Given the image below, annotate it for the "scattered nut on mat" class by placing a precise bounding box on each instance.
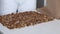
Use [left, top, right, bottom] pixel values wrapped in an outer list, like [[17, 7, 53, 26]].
[[0, 11, 54, 29]]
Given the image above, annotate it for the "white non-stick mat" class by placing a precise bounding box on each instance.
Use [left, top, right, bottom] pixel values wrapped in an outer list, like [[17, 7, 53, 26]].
[[0, 19, 60, 34]]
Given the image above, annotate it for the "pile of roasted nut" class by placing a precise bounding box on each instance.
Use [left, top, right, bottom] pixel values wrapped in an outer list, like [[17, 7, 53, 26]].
[[0, 11, 54, 29]]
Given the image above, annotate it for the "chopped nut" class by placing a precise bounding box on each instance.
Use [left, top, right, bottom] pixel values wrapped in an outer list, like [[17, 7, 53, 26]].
[[0, 11, 54, 29]]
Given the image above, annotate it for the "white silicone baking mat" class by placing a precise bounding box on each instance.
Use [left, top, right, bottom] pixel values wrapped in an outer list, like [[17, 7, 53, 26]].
[[0, 19, 60, 34]]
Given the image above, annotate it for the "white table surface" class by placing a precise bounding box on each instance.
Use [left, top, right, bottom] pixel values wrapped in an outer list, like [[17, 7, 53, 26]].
[[0, 19, 60, 34]]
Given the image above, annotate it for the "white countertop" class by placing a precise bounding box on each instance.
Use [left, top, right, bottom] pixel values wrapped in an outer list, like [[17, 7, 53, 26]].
[[0, 19, 60, 34]]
